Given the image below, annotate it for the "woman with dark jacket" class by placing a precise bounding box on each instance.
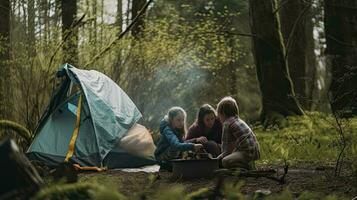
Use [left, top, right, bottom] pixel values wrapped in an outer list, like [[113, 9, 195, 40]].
[[185, 104, 222, 157]]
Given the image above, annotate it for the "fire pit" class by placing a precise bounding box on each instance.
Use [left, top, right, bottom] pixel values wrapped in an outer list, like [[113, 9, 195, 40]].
[[171, 153, 219, 178]]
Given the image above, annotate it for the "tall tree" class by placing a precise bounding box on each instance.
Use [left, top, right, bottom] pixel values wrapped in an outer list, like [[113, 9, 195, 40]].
[[324, 0, 357, 116], [125, 0, 131, 26], [279, 0, 316, 110], [100, 0, 104, 47], [249, 0, 304, 125], [0, 0, 11, 119], [117, 0, 123, 33], [112, 0, 123, 82], [53, 0, 61, 41], [42, 0, 49, 44], [61, 0, 78, 66], [92, 0, 97, 49], [27, 0, 36, 57], [131, 0, 146, 37]]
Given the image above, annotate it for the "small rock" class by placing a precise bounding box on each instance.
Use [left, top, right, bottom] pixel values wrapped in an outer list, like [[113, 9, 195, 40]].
[[254, 189, 271, 196]]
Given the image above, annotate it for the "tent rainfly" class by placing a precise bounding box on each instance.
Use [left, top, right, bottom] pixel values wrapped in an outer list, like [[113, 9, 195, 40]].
[[27, 64, 156, 169]]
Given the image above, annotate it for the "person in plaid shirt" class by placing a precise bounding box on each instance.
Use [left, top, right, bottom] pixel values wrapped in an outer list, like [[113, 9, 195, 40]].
[[216, 97, 260, 169]]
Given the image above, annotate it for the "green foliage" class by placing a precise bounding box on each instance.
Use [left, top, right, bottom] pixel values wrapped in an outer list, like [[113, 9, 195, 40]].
[[264, 190, 340, 200], [222, 181, 249, 200], [184, 188, 210, 200], [264, 189, 294, 200], [255, 112, 357, 165], [153, 185, 186, 200], [104, 2, 258, 127], [6, 1, 261, 137], [32, 182, 126, 200]]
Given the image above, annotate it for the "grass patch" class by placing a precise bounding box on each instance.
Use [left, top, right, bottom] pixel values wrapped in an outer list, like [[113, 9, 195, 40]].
[[255, 112, 357, 165]]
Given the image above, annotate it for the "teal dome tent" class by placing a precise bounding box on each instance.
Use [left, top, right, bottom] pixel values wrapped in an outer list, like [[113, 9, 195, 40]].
[[27, 64, 156, 168]]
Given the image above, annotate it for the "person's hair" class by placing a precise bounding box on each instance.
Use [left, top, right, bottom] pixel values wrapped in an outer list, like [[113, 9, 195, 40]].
[[164, 106, 187, 138], [217, 96, 239, 118], [196, 104, 217, 128]]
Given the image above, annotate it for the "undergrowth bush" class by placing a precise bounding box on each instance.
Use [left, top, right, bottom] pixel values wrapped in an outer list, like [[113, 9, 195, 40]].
[[32, 182, 126, 200], [255, 112, 357, 165]]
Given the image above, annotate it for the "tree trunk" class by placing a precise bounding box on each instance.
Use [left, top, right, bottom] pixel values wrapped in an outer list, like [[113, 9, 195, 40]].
[[117, 0, 123, 33], [42, 0, 49, 44], [112, 0, 123, 82], [228, 37, 238, 100], [131, 0, 146, 37], [126, 0, 131, 26], [0, 0, 11, 119], [249, 0, 304, 126], [61, 0, 78, 66], [27, 0, 36, 57], [324, 0, 357, 116], [92, 0, 97, 50], [53, 0, 61, 42], [279, 0, 316, 110], [100, 0, 104, 48], [305, 5, 317, 110]]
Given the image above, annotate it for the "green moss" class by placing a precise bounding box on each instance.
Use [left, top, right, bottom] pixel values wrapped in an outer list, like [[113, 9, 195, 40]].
[[0, 120, 32, 143]]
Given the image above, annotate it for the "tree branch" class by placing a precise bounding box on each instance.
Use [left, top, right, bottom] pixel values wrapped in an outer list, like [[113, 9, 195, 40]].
[[47, 13, 86, 73], [326, 34, 357, 48], [83, 0, 154, 68]]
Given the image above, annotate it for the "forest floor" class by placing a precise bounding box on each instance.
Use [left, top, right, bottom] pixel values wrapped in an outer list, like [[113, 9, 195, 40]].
[[78, 162, 357, 199], [30, 114, 357, 199]]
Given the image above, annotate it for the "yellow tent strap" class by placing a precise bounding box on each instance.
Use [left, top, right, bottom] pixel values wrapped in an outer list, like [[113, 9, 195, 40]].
[[65, 94, 82, 162], [73, 164, 107, 172]]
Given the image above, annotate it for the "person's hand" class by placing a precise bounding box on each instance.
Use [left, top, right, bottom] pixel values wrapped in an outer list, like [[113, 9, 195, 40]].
[[193, 144, 203, 151], [196, 136, 208, 144]]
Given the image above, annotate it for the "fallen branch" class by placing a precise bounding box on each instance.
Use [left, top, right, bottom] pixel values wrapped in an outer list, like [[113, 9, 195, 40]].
[[215, 165, 288, 185], [331, 111, 348, 177]]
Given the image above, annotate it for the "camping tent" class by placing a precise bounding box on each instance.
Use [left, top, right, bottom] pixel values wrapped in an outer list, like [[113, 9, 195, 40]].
[[27, 64, 156, 168]]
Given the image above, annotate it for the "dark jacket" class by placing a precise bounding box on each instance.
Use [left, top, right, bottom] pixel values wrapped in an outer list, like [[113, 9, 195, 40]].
[[185, 119, 222, 144], [154, 119, 194, 159]]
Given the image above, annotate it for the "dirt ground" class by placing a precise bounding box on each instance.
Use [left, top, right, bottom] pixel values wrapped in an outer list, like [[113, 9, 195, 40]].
[[78, 163, 357, 199]]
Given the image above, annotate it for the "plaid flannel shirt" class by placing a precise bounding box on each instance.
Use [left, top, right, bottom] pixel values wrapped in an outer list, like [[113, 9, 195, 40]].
[[222, 116, 260, 160]]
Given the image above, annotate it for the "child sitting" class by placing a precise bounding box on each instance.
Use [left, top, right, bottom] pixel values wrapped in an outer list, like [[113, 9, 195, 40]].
[[155, 107, 203, 171], [185, 104, 222, 157], [216, 97, 260, 170]]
